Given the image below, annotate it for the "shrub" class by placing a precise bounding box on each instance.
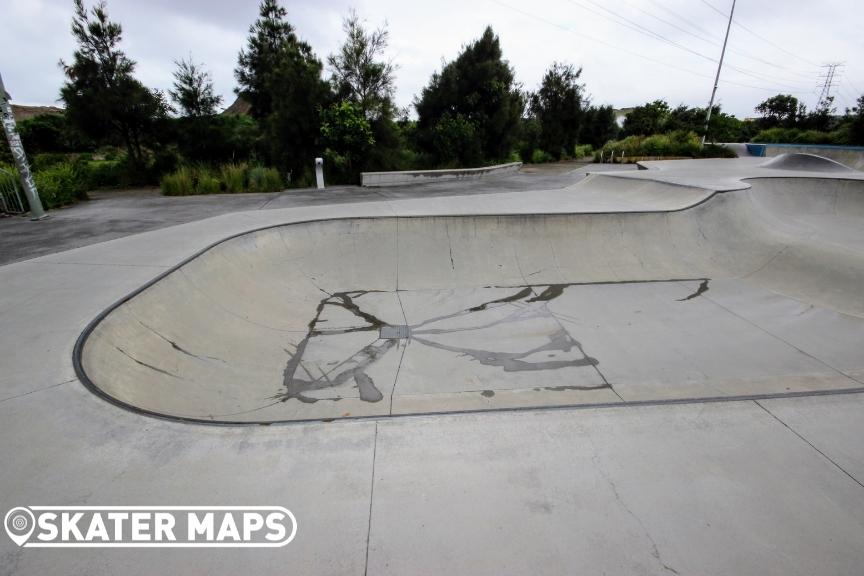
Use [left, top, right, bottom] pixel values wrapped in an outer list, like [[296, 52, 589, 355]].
[[32, 161, 89, 208], [573, 144, 593, 158], [751, 127, 845, 145], [599, 130, 703, 160], [220, 163, 247, 193], [81, 159, 122, 189], [195, 170, 222, 195], [160, 166, 195, 196], [530, 149, 554, 164], [247, 165, 282, 193]]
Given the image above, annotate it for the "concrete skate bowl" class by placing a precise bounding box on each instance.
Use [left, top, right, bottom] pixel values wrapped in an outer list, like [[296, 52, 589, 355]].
[[75, 176, 864, 423], [762, 153, 854, 173]]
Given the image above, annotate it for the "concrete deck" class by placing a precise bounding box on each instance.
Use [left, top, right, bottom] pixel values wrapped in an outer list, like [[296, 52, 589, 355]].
[[2, 155, 863, 574]]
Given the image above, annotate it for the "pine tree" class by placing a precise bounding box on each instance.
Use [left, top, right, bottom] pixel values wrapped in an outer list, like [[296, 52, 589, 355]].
[[235, 0, 331, 180], [327, 10, 396, 121], [170, 56, 222, 117], [529, 62, 586, 159], [60, 0, 168, 166], [415, 27, 523, 166], [234, 0, 298, 119]]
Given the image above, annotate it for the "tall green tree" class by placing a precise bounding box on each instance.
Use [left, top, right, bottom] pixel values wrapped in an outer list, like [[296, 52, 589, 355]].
[[581, 105, 619, 148], [320, 100, 374, 181], [234, 0, 296, 119], [327, 10, 396, 121], [169, 56, 222, 117], [529, 62, 586, 159], [622, 100, 670, 136], [59, 0, 168, 166], [235, 0, 330, 181], [415, 26, 523, 166]]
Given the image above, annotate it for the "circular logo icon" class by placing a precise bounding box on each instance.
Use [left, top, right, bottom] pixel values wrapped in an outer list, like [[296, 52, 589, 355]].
[[4, 507, 35, 546]]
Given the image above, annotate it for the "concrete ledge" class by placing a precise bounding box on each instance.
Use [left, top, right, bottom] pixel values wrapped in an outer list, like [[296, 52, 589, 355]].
[[361, 162, 522, 187]]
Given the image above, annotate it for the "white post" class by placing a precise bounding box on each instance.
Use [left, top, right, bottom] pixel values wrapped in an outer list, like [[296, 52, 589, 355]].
[[315, 157, 324, 190]]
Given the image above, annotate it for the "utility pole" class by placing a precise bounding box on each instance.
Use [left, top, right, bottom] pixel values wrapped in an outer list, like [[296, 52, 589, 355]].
[[0, 72, 47, 220], [702, 0, 736, 146]]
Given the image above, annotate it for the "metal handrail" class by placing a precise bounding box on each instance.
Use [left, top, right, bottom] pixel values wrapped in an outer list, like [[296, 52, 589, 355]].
[[0, 166, 26, 214]]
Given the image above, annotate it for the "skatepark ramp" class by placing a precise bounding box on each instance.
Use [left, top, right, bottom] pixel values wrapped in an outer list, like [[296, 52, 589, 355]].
[[76, 175, 864, 423]]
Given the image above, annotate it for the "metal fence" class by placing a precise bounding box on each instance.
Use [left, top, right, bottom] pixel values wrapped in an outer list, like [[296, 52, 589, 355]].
[[0, 166, 26, 214]]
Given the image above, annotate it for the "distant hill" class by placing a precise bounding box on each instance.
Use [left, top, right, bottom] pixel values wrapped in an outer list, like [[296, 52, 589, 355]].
[[222, 96, 251, 116], [10, 104, 64, 122]]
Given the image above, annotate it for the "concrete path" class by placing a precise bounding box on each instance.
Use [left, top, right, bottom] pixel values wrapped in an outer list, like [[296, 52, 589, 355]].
[[1, 155, 863, 575], [0, 162, 623, 266]]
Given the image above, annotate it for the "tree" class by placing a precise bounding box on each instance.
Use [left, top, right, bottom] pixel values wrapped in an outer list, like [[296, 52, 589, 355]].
[[59, 0, 168, 167], [235, 0, 331, 180], [169, 56, 222, 117], [848, 95, 864, 145], [804, 96, 836, 132], [581, 105, 618, 148], [755, 94, 806, 129], [529, 62, 586, 159], [328, 10, 396, 121], [320, 101, 374, 181], [235, 0, 299, 119], [415, 26, 523, 166], [622, 100, 670, 136]]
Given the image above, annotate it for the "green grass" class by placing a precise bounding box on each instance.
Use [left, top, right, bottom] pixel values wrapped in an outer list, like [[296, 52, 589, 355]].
[[220, 163, 247, 193], [247, 165, 283, 193], [160, 166, 196, 196], [161, 163, 283, 196]]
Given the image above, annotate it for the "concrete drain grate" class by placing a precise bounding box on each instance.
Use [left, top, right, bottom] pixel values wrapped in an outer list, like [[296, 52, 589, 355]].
[[379, 325, 410, 339]]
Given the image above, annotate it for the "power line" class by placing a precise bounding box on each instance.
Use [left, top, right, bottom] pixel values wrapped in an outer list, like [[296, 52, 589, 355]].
[[698, 0, 821, 67], [645, 0, 721, 41], [490, 0, 714, 79], [622, 0, 804, 73], [490, 0, 822, 98], [564, 0, 716, 63], [563, 0, 816, 89]]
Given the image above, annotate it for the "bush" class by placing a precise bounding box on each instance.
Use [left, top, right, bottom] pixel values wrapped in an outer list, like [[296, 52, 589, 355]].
[[220, 163, 247, 193], [751, 127, 845, 145], [530, 149, 554, 164], [161, 163, 282, 196], [573, 144, 593, 158], [82, 159, 122, 188], [247, 166, 282, 193], [160, 166, 196, 196], [195, 170, 222, 195], [32, 161, 89, 208], [598, 130, 707, 161]]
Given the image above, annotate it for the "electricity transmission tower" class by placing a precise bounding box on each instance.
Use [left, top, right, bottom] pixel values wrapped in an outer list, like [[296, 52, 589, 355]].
[[816, 63, 843, 109]]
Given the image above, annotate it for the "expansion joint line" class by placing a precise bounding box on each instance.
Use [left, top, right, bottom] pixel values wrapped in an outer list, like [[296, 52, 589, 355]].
[[755, 400, 864, 490], [364, 422, 379, 576]]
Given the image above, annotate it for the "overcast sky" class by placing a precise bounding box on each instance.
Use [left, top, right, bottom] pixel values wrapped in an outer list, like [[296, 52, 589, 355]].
[[3, 0, 862, 119]]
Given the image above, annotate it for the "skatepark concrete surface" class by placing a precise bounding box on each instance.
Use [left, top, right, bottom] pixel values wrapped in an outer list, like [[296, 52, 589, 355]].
[[2, 154, 864, 574]]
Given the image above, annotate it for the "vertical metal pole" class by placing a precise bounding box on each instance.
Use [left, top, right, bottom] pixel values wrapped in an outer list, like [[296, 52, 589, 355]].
[[702, 0, 736, 146], [0, 72, 47, 219]]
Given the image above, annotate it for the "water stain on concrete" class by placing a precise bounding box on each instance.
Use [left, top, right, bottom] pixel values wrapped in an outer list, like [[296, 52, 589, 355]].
[[677, 279, 710, 302], [277, 282, 638, 404]]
